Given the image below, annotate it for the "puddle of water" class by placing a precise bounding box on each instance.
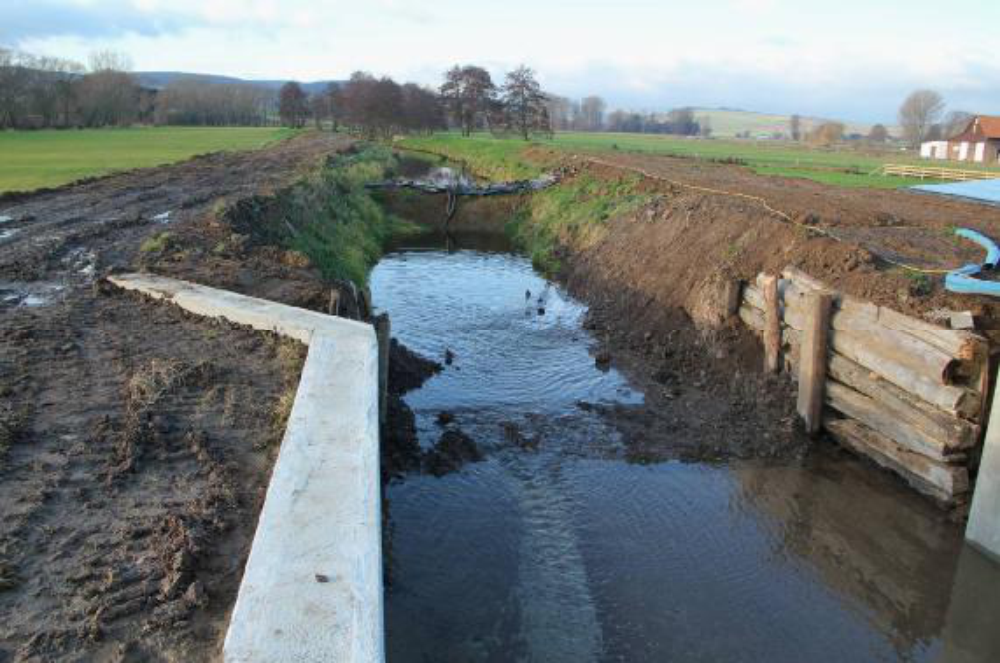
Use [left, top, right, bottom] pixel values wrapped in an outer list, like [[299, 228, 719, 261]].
[[0, 228, 19, 241], [152, 211, 172, 223], [0, 281, 65, 308], [0, 214, 12, 223], [373, 231, 1000, 662]]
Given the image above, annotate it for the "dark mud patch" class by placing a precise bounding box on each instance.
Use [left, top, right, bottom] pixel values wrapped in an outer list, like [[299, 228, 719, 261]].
[[383, 340, 443, 479], [570, 283, 809, 463], [423, 428, 484, 477]]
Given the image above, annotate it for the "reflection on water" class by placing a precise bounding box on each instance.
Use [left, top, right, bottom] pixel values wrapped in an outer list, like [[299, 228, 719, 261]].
[[373, 231, 1000, 662]]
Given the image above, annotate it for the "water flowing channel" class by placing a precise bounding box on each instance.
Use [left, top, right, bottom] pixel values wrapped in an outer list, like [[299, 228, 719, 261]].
[[371, 230, 1000, 663]]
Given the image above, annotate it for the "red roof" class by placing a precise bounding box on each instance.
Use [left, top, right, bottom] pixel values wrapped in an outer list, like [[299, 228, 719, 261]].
[[952, 115, 1000, 141], [977, 116, 1000, 139]]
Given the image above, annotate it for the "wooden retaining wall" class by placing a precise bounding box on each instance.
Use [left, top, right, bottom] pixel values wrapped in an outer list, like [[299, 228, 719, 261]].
[[737, 266, 990, 505]]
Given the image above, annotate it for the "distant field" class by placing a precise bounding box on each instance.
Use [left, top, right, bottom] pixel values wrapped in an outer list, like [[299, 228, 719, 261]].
[[689, 108, 880, 139], [551, 132, 945, 188], [0, 127, 297, 193], [400, 132, 1000, 188]]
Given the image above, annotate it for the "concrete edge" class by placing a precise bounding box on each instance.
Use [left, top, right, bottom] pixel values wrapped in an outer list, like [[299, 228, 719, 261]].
[[108, 272, 373, 346], [108, 273, 385, 663]]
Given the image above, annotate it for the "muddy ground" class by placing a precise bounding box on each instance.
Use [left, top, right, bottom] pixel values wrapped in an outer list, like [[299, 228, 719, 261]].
[[0, 132, 380, 661]]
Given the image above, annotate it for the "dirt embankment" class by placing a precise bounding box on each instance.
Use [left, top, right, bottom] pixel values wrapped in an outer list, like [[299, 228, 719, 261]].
[[0, 132, 416, 661], [557, 151, 1000, 328], [516, 151, 1000, 465]]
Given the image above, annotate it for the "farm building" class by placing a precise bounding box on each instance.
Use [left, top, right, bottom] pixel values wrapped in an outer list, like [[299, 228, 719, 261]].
[[921, 115, 1000, 163]]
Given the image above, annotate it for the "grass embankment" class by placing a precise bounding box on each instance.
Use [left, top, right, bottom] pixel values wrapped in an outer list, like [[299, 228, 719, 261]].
[[0, 126, 297, 193], [401, 131, 1000, 189], [234, 144, 415, 286]]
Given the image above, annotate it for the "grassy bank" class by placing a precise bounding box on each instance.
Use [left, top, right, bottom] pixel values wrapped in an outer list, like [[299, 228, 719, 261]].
[[0, 126, 297, 193], [513, 171, 654, 274], [231, 144, 414, 286]]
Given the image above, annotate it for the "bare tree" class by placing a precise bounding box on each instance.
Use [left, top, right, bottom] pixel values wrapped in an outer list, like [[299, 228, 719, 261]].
[[500, 65, 550, 140], [789, 114, 802, 141], [579, 96, 606, 132], [278, 82, 308, 128], [78, 50, 139, 127], [440, 65, 496, 136], [943, 110, 974, 139], [898, 89, 945, 147], [808, 121, 845, 146], [868, 123, 890, 143]]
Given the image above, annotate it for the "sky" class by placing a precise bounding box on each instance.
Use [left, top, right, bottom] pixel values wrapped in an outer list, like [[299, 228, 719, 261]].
[[3, 0, 999, 124]]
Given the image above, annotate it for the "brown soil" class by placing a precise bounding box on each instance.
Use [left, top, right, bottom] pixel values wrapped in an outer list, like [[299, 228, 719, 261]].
[[0, 132, 369, 661], [549, 150, 1000, 330]]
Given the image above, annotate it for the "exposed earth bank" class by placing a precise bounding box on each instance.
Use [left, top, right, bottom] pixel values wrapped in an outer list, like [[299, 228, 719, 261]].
[[0, 133, 430, 661]]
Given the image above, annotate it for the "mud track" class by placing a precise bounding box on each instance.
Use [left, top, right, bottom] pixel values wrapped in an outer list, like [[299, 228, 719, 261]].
[[0, 133, 364, 661]]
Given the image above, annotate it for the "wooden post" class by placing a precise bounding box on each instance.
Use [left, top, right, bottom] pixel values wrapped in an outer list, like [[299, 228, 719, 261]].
[[374, 314, 391, 429], [762, 274, 781, 374], [796, 292, 833, 434]]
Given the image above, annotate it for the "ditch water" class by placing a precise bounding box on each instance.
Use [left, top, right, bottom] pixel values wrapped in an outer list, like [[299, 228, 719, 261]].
[[371, 230, 1000, 663]]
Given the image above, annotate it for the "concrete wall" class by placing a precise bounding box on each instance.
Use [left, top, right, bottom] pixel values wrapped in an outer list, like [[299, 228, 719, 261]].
[[108, 273, 384, 663]]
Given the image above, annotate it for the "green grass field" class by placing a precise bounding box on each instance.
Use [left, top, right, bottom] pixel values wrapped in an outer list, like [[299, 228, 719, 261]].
[[0, 127, 297, 193], [401, 132, 1000, 189]]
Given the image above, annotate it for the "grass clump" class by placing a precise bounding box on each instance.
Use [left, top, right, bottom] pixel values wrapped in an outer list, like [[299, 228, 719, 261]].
[[246, 144, 413, 286], [139, 231, 174, 253], [512, 172, 653, 274]]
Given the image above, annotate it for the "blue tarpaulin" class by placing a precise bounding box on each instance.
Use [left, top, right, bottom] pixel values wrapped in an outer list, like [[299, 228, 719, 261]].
[[911, 178, 1000, 206]]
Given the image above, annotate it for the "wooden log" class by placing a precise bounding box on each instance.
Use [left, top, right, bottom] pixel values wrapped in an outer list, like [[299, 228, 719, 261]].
[[739, 303, 764, 333], [797, 292, 832, 435], [783, 325, 980, 423], [762, 275, 781, 373], [743, 284, 980, 418], [782, 266, 985, 362], [827, 329, 978, 419], [824, 417, 969, 503], [827, 355, 979, 454], [826, 381, 971, 461]]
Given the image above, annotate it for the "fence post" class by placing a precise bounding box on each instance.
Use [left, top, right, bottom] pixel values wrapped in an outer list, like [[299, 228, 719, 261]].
[[796, 292, 833, 434], [762, 275, 781, 374]]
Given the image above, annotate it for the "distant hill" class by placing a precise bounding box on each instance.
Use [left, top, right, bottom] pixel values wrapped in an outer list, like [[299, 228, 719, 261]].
[[135, 71, 342, 95], [688, 108, 895, 139]]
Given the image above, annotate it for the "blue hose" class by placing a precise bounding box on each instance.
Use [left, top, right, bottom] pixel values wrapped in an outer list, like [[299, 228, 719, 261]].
[[945, 228, 1000, 296]]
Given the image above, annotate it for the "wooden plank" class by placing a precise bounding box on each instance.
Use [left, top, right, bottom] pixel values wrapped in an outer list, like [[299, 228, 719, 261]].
[[739, 303, 764, 333], [797, 292, 833, 435], [827, 354, 979, 453], [782, 266, 984, 362], [826, 380, 972, 461], [824, 417, 969, 503], [762, 275, 781, 374], [754, 300, 979, 419]]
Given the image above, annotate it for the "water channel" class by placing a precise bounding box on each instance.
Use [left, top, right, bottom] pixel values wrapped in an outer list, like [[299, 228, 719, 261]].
[[371, 229, 1000, 663]]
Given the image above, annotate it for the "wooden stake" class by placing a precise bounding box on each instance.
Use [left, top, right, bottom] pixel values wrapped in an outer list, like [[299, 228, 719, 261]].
[[762, 275, 781, 374], [797, 292, 833, 434]]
